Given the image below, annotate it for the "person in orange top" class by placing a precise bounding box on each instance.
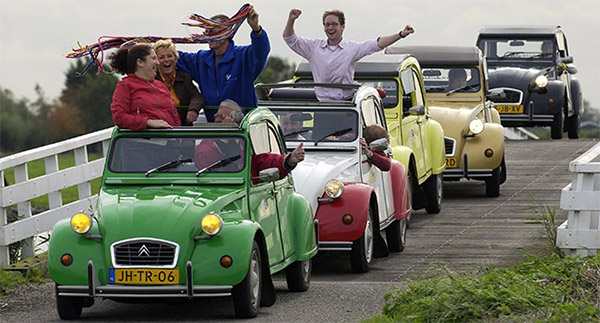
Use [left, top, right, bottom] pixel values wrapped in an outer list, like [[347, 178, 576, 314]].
[[109, 43, 180, 130], [153, 40, 205, 125]]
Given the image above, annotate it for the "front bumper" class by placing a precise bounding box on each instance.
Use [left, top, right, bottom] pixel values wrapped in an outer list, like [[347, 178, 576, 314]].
[[56, 261, 232, 298], [443, 153, 495, 180]]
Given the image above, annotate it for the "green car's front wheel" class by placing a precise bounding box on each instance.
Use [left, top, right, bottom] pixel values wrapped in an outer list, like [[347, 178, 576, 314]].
[[55, 284, 83, 320], [285, 258, 311, 292], [233, 241, 262, 318]]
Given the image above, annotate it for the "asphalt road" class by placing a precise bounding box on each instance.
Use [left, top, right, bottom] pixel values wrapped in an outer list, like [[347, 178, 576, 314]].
[[0, 139, 596, 322]]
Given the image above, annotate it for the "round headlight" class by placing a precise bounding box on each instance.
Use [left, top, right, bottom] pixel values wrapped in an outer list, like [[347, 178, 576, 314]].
[[324, 179, 344, 199], [201, 213, 223, 236], [70, 212, 92, 234], [534, 75, 548, 88], [469, 119, 485, 135]]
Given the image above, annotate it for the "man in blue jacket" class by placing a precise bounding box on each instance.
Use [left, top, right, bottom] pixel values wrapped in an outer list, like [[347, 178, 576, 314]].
[[177, 5, 270, 122]]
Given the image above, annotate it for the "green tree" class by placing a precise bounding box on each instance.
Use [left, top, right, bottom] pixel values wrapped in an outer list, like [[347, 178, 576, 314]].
[[581, 99, 600, 123], [61, 59, 119, 132], [0, 87, 41, 153], [256, 56, 295, 84]]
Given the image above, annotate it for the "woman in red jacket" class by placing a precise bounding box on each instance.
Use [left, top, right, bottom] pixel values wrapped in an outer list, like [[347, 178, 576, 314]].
[[109, 44, 180, 130]]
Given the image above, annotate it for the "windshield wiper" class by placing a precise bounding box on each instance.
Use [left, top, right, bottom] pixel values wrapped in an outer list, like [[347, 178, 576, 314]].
[[145, 158, 192, 177], [500, 52, 526, 59], [314, 127, 353, 145], [195, 155, 241, 176], [284, 129, 310, 139], [446, 84, 475, 96]]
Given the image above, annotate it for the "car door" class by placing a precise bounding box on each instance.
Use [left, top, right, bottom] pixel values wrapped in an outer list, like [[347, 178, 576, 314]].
[[248, 121, 295, 263], [399, 67, 430, 182], [360, 97, 394, 223]]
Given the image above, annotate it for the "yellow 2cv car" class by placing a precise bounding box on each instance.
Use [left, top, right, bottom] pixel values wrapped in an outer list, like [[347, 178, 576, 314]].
[[385, 46, 506, 197], [342, 58, 446, 214]]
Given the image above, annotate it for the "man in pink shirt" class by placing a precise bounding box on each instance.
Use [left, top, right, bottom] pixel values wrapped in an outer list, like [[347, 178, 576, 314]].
[[283, 9, 414, 101]]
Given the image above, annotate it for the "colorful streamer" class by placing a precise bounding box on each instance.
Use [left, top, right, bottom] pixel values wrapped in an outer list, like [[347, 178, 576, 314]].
[[67, 4, 250, 75]]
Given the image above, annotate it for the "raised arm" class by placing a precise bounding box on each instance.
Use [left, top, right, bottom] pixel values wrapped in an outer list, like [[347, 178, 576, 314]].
[[247, 5, 262, 34], [377, 25, 414, 49], [283, 8, 302, 37]]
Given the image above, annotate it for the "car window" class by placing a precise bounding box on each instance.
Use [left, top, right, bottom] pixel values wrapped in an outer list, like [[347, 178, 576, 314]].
[[272, 109, 358, 143], [249, 122, 282, 155], [354, 79, 399, 109], [108, 135, 246, 173], [479, 38, 556, 60], [421, 67, 481, 93], [411, 69, 425, 107]]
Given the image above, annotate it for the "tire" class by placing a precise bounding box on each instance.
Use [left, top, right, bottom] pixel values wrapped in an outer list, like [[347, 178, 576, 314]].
[[424, 174, 442, 214], [550, 107, 563, 139], [386, 218, 407, 252], [55, 284, 83, 320], [567, 114, 580, 139], [485, 166, 501, 197], [350, 210, 374, 273], [499, 156, 507, 185], [233, 241, 262, 318], [285, 259, 311, 292]]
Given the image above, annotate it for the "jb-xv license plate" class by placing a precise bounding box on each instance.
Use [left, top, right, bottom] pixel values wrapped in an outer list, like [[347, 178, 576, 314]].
[[494, 105, 523, 114], [109, 268, 179, 285]]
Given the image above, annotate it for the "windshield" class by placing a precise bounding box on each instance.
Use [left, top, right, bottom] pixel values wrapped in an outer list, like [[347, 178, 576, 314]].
[[478, 38, 556, 61], [354, 78, 399, 109], [271, 109, 358, 143], [421, 67, 481, 93], [108, 135, 246, 173]]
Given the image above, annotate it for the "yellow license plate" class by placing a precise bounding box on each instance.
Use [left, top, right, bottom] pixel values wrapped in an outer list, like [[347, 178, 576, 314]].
[[494, 105, 523, 114], [109, 268, 179, 285], [445, 157, 458, 168]]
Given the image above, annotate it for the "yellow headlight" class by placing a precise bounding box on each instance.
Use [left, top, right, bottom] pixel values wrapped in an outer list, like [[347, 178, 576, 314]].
[[324, 179, 344, 199], [70, 212, 92, 234], [535, 75, 548, 88], [201, 213, 223, 236], [469, 119, 485, 135]]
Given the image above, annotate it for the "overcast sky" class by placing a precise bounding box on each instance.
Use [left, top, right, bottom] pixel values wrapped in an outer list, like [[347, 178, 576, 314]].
[[1, 0, 599, 110]]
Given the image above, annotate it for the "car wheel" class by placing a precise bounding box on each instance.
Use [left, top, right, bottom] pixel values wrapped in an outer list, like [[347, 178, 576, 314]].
[[424, 174, 442, 214], [499, 156, 507, 185], [350, 210, 374, 273], [550, 107, 564, 139], [233, 241, 262, 318], [486, 166, 501, 197], [567, 114, 580, 139], [386, 218, 407, 252], [285, 258, 311, 292], [55, 284, 83, 320]]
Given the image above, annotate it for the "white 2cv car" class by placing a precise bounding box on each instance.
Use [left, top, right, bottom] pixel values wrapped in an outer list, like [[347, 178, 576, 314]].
[[256, 84, 412, 273]]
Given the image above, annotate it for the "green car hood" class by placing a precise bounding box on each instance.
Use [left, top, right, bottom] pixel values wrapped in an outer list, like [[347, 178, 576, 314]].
[[96, 185, 245, 243]]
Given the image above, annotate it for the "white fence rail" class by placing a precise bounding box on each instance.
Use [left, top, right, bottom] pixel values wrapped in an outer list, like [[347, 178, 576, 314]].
[[557, 142, 600, 256], [0, 128, 113, 266]]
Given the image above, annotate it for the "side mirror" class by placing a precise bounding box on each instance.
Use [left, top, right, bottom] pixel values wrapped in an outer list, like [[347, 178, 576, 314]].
[[369, 138, 389, 152], [408, 105, 425, 116], [566, 64, 578, 75], [256, 168, 280, 183], [561, 56, 574, 64], [486, 88, 506, 101]]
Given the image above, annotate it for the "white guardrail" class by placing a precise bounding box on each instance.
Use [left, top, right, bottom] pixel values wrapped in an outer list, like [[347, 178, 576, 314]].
[[557, 142, 600, 256], [0, 128, 113, 266]]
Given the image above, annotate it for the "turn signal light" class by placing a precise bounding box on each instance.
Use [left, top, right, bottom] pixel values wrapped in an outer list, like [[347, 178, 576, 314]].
[[61, 253, 73, 266], [342, 214, 353, 225], [220, 255, 233, 268], [485, 149, 494, 158], [548, 98, 554, 105]]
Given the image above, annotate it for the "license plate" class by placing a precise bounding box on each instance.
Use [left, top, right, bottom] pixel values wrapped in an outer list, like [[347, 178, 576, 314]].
[[109, 268, 179, 285], [445, 157, 458, 168], [494, 105, 523, 114]]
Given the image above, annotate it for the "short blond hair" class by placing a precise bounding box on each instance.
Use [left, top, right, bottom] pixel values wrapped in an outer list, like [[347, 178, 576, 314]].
[[153, 39, 178, 59]]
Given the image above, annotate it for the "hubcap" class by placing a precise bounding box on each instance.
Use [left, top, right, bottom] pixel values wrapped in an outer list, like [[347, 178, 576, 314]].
[[364, 218, 373, 263], [249, 250, 260, 308]]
